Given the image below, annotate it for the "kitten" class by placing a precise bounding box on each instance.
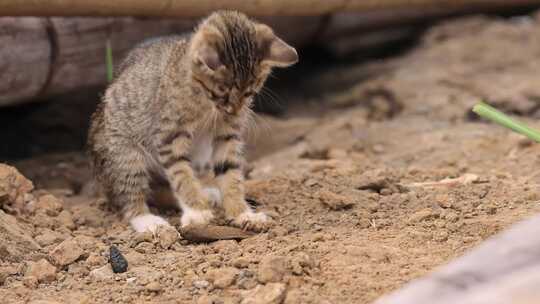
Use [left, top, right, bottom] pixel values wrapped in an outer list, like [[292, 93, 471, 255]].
[[87, 11, 298, 233]]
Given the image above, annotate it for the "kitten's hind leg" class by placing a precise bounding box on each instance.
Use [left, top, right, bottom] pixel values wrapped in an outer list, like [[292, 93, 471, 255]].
[[94, 139, 170, 233]]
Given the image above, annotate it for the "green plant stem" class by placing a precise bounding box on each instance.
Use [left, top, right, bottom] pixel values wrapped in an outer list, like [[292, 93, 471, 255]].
[[473, 102, 540, 143], [106, 39, 113, 83]]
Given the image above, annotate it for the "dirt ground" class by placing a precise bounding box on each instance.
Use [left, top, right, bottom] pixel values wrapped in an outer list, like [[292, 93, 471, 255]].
[[2, 12, 540, 304]]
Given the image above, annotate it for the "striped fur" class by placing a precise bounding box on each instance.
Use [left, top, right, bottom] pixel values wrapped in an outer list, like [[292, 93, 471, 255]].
[[87, 11, 297, 233]]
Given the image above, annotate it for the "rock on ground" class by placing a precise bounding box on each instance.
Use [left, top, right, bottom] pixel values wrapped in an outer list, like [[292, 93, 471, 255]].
[[35, 194, 63, 216], [207, 267, 239, 289], [241, 283, 287, 304], [89, 265, 114, 281], [26, 259, 57, 283], [258, 255, 289, 283], [0, 163, 33, 211], [49, 238, 84, 266], [0, 209, 40, 262]]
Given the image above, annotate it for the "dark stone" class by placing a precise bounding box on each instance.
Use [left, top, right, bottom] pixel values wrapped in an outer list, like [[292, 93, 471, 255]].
[[109, 245, 128, 273]]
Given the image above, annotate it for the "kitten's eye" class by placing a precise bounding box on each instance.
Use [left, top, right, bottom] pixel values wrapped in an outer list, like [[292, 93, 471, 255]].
[[217, 85, 227, 93], [243, 91, 255, 98]]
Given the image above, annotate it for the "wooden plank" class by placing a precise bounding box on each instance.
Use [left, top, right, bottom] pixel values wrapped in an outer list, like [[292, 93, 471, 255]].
[[0, 18, 50, 106], [0, 16, 322, 106], [374, 214, 540, 304]]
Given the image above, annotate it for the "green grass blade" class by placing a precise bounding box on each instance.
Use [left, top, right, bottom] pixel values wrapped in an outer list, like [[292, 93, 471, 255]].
[[472, 102, 540, 143], [106, 39, 114, 83]]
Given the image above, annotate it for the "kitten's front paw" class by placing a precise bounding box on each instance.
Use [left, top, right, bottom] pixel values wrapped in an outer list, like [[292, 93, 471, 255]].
[[231, 210, 273, 232], [202, 187, 222, 208], [130, 214, 171, 233], [181, 207, 214, 227]]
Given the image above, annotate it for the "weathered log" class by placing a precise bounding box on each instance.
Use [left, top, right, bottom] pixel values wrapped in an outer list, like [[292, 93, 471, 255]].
[[0, 16, 322, 106], [1, 0, 540, 17], [374, 214, 540, 304], [2, 1, 539, 106]]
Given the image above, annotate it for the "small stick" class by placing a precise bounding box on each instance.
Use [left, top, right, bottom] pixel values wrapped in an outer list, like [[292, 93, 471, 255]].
[[179, 225, 255, 243], [473, 102, 540, 143]]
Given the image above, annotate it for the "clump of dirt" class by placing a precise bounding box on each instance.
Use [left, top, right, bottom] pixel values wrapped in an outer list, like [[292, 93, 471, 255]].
[[2, 12, 540, 304]]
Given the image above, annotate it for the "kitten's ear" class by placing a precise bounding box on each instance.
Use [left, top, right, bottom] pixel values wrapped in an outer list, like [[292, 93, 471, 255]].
[[197, 45, 222, 71], [190, 29, 224, 72], [256, 24, 298, 68]]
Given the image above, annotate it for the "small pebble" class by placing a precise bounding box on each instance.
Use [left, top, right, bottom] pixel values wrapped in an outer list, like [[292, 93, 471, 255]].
[[109, 245, 128, 273], [145, 281, 162, 292], [193, 280, 210, 289]]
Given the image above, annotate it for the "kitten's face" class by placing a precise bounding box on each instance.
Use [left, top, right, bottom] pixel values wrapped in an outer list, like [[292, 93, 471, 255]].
[[190, 11, 298, 115]]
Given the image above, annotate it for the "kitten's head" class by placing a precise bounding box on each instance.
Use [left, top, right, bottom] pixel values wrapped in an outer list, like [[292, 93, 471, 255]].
[[189, 10, 298, 115]]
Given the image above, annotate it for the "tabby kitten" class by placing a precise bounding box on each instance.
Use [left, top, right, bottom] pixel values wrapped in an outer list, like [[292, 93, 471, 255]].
[[88, 11, 298, 233]]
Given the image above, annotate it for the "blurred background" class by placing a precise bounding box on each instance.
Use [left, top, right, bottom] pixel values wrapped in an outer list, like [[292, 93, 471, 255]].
[[3, 2, 540, 304], [1, 0, 540, 160]]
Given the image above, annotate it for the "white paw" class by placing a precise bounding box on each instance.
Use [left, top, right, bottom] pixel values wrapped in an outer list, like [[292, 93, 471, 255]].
[[181, 206, 214, 227], [237, 210, 268, 223], [231, 209, 272, 232], [130, 214, 170, 233], [203, 187, 222, 207]]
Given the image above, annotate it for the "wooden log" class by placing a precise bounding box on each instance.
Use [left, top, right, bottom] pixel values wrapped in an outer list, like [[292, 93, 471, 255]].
[[2, 1, 539, 106], [1, 0, 539, 17], [374, 214, 540, 304], [0, 18, 51, 106], [0, 16, 322, 106]]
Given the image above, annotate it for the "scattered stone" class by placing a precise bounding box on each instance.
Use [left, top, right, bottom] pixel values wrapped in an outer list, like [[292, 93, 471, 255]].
[[156, 225, 180, 249], [26, 259, 57, 283], [50, 238, 84, 266], [36, 194, 64, 216], [0, 210, 41, 262], [23, 275, 39, 288], [355, 169, 404, 194], [207, 267, 239, 289], [89, 265, 114, 281], [56, 210, 76, 230], [193, 280, 210, 289], [0, 163, 33, 211], [241, 283, 287, 304], [258, 255, 289, 283], [197, 295, 221, 304], [85, 252, 107, 267], [35, 229, 65, 247], [109, 245, 128, 273], [233, 257, 251, 269], [211, 240, 239, 254], [290, 252, 314, 275], [284, 289, 304, 304], [145, 281, 162, 292], [237, 269, 257, 290], [316, 189, 355, 210], [311, 233, 326, 242], [73, 235, 101, 251], [68, 263, 89, 277], [0, 266, 18, 285]]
